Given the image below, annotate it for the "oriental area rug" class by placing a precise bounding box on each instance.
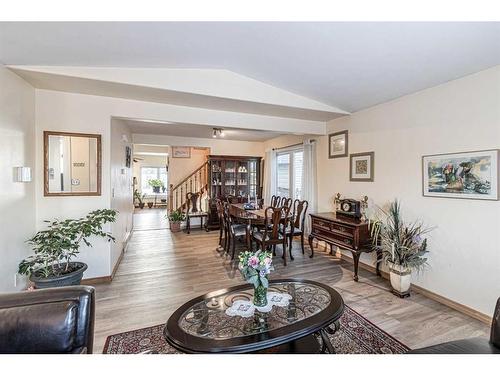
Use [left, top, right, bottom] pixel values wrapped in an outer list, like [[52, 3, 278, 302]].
[[103, 305, 409, 354]]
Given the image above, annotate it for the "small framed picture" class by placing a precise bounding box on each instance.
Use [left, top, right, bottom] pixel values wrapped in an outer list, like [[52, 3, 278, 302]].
[[350, 152, 375, 182], [125, 146, 131, 168], [422, 149, 499, 200], [328, 130, 348, 158], [172, 146, 191, 158]]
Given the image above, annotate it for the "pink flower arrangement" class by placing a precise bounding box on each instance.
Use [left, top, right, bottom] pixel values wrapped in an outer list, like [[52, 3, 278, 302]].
[[238, 250, 273, 288]]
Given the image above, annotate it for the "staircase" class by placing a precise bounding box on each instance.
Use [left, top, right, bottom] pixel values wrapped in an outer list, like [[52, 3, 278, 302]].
[[168, 161, 209, 212]]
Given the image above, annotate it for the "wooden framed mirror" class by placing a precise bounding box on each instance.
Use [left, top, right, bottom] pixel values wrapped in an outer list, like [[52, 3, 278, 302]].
[[44, 131, 102, 196]]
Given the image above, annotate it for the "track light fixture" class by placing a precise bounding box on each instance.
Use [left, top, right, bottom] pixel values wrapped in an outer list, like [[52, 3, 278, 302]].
[[212, 128, 224, 138]]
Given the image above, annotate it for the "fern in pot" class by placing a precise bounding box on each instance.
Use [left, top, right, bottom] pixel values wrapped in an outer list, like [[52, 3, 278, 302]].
[[18, 209, 117, 289], [370, 200, 432, 298]]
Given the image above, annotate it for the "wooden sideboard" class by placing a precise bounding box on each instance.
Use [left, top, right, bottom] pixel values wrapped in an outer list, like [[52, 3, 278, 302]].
[[308, 212, 381, 282]]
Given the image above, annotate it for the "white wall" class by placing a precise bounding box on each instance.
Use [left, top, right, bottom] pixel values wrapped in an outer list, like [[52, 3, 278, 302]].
[[263, 134, 308, 152], [133, 133, 265, 157], [319, 66, 500, 316], [0, 66, 36, 291], [35, 91, 113, 278], [168, 147, 209, 188], [110, 119, 133, 272]]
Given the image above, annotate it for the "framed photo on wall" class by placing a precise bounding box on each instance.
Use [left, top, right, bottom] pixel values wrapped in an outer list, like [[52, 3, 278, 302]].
[[350, 152, 374, 182], [125, 146, 131, 168], [422, 149, 499, 200], [328, 130, 348, 158], [172, 146, 191, 158]]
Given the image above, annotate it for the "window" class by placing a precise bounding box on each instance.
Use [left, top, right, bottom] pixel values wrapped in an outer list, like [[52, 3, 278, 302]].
[[141, 166, 167, 194], [276, 148, 303, 200], [276, 153, 290, 197]]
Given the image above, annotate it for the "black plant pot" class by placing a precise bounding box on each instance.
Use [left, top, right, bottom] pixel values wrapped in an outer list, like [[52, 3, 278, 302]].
[[30, 262, 88, 289], [139, 202, 145, 209], [153, 186, 160, 193]]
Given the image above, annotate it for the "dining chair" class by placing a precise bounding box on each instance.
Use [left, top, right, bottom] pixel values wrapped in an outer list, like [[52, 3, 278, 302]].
[[185, 192, 209, 234], [270, 195, 281, 207], [280, 197, 293, 210], [251, 205, 291, 266], [281, 199, 309, 260], [226, 195, 239, 204], [215, 199, 226, 249], [223, 203, 247, 259]]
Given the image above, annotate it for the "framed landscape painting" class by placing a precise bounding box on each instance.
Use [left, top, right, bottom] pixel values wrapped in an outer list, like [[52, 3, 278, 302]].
[[172, 146, 191, 158], [422, 149, 499, 200], [350, 152, 374, 182]]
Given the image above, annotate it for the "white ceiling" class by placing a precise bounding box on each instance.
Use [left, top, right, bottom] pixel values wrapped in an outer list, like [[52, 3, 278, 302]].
[[1, 22, 499, 112], [121, 119, 284, 142], [9, 66, 345, 121]]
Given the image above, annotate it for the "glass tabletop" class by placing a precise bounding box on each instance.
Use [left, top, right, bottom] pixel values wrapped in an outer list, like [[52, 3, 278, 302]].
[[178, 281, 332, 340]]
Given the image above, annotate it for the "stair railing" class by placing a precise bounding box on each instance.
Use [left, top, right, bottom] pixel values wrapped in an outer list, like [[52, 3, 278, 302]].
[[168, 161, 209, 212]]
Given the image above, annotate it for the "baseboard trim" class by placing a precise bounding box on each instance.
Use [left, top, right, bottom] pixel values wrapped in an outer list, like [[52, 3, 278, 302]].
[[410, 284, 492, 325], [316, 241, 492, 325], [111, 249, 125, 280], [81, 276, 112, 285], [82, 231, 130, 285]]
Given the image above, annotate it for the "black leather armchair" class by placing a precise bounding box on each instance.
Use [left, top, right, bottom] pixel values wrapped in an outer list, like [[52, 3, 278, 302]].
[[410, 297, 500, 354], [0, 286, 95, 354]]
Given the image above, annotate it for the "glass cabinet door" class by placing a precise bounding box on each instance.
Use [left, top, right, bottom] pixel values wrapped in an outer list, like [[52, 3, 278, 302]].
[[248, 160, 258, 199], [223, 160, 236, 196], [236, 160, 249, 198], [210, 160, 222, 199]]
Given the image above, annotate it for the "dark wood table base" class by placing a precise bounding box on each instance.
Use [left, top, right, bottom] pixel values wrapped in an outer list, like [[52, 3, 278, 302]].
[[257, 334, 320, 354], [256, 321, 340, 354]]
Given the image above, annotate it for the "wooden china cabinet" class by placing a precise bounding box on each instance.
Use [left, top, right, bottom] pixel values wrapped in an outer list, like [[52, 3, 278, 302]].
[[207, 155, 262, 229]]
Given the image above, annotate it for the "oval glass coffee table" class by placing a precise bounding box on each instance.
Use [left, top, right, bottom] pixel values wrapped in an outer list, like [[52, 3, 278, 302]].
[[163, 278, 344, 353]]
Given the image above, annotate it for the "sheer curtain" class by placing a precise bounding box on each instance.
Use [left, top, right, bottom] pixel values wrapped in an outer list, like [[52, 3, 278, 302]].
[[263, 149, 277, 205], [301, 139, 317, 234]]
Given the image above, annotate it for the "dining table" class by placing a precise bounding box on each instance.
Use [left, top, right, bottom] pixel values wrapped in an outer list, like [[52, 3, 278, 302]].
[[228, 203, 292, 251]]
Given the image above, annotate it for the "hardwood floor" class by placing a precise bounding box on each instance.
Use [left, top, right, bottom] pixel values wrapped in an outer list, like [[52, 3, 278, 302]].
[[90, 210, 489, 353]]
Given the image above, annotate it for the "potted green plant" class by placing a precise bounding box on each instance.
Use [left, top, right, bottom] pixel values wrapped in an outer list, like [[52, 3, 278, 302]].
[[370, 200, 432, 298], [18, 209, 117, 289], [148, 179, 164, 194], [134, 189, 145, 209], [168, 209, 185, 232]]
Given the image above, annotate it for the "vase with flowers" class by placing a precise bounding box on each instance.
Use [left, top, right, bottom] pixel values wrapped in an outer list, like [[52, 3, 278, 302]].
[[238, 250, 274, 307]]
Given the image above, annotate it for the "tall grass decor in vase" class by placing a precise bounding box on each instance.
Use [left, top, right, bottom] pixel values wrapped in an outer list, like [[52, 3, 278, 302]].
[[370, 200, 433, 298], [238, 251, 274, 307]]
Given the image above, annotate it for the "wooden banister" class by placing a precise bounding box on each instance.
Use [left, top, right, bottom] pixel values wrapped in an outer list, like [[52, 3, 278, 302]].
[[171, 161, 208, 192], [168, 161, 209, 213]]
